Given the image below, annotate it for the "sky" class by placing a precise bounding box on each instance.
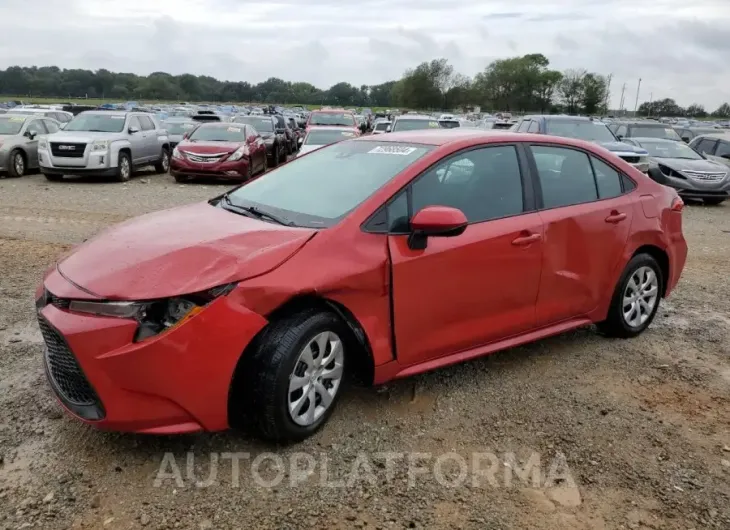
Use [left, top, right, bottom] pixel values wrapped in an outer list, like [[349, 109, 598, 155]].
[[1, 0, 729, 109]]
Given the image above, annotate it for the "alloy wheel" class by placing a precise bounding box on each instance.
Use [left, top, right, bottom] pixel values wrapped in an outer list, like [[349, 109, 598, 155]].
[[120, 158, 131, 179], [287, 331, 344, 427], [13, 153, 24, 176], [622, 266, 659, 328]]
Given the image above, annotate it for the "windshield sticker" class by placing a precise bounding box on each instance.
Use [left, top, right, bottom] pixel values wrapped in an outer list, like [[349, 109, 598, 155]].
[[110, 116, 125, 119], [341, 132, 356, 137], [183, 123, 195, 129], [665, 128, 673, 134], [227, 127, 241, 133], [428, 121, 440, 128], [9, 117, 25, 122], [368, 145, 418, 156]]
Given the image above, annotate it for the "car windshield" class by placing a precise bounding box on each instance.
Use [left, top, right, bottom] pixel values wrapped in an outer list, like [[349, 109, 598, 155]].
[[309, 112, 356, 127], [545, 120, 616, 142], [65, 114, 126, 133], [638, 140, 704, 160], [304, 130, 358, 146], [0, 116, 25, 134], [439, 120, 460, 129], [163, 122, 196, 134], [374, 122, 390, 131], [233, 117, 274, 132], [631, 126, 682, 141], [188, 125, 246, 142], [393, 119, 441, 132], [226, 141, 434, 228]]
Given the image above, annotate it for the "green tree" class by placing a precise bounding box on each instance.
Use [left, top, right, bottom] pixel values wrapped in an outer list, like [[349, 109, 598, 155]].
[[685, 103, 707, 118], [712, 103, 730, 118]]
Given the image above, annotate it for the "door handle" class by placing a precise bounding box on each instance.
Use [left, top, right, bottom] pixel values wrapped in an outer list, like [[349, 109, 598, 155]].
[[605, 212, 627, 224], [512, 233, 541, 246]]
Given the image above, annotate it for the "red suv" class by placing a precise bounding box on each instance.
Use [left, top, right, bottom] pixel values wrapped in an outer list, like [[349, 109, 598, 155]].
[[36, 130, 687, 442], [170, 122, 267, 182]]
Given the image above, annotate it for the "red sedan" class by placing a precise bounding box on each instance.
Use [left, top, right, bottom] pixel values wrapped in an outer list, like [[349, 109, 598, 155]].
[[170, 122, 267, 182], [36, 130, 687, 442]]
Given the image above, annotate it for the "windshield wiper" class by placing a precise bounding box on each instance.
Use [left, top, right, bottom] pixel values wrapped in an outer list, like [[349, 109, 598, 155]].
[[221, 194, 294, 226]]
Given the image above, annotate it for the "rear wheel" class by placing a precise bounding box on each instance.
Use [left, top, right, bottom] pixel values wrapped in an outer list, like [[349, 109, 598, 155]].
[[270, 145, 280, 167], [704, 198, 726, 206], [597, 254, 663, 338], [260, 152, 268, 174], [233, 310, 347, 442], [7, 149, 26, 178], [154, 148, 170, 174]]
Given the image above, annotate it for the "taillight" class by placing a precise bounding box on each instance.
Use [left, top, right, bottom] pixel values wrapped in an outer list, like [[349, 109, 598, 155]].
[[670, 196, 684, 212]]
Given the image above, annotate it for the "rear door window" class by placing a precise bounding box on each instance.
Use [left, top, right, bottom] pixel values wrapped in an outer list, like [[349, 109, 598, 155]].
[[527, 121, 540, 133], [138, 116, 155, 131], [531, 146, 598, 209], [714, 140, 730, 159]]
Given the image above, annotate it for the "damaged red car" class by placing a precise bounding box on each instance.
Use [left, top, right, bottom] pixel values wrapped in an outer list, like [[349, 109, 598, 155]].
[[170, 122, 267, 183], [36, 130, 687, 442]]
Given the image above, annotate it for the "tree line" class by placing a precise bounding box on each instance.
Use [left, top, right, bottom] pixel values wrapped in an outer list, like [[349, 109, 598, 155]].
[[0, 56, 727, 117]]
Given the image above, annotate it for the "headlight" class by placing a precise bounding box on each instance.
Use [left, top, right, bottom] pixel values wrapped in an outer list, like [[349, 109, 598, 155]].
[[38, 139, 48, 150], [91, 140, 109, 152], [172, 146, 182, 159], [67, 283, 237, 342], [227, 146, 248, 162]]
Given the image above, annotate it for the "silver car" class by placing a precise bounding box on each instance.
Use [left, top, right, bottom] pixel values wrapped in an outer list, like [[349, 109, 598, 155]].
[[0, 114, 61, 177]]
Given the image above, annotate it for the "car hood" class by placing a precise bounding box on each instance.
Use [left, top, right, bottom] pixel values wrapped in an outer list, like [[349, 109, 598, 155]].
[[48, 131, 125, 142], [655, 157, 728, 173], [177, 141, 242, 154], [57, 202, 316, 300], [297, 144, 323, 156], [596, 141, 648, 154]]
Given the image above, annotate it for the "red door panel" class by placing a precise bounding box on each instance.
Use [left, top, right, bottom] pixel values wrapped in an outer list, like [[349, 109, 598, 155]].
[[389, 213, 544, 367], [535, 196, 634, 326]]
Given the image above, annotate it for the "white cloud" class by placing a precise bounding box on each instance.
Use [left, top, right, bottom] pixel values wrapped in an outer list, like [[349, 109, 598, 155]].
[[0, 0, 728, 109]]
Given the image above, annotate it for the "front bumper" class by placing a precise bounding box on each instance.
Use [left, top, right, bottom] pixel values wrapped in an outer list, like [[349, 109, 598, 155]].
[[650, 169, 730, 199], [38, 146, 115, 176], [171, 156, 251, 180], [36, 271, 267, 433]]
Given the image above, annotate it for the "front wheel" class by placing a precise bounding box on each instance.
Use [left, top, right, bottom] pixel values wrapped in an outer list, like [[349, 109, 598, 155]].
[[115, 152, 132, 182], [234, 310, 347, 442], [270, 145, 280, 168], [7, 149, 26, 178], [597, 254, 663, 338]]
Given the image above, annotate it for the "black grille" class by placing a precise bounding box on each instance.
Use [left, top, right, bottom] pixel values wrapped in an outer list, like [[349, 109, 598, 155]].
[[38, 315, 99, 406], [620, 155, 640, 164], [50, 142, 86, 158], [48, 292, 70, 309]]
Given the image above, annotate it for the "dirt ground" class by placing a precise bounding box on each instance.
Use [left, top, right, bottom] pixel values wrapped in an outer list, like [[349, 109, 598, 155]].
[[0, 170, 729, 530]]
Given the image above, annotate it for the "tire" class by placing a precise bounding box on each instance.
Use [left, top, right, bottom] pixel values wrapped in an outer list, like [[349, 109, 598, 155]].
[[234, 310, 348, 442], [7, 149, 26, 178], [245, 160, 254, 181], [154, 148, 170, 174], [597, 253, 663, 338], [286, 139, 292, 156], [260, 153, 268, 175], [44, 173, 63, 182], [270, 144, 280, 168], [704, 198, 725, 206], [115, 152, 132, 182]]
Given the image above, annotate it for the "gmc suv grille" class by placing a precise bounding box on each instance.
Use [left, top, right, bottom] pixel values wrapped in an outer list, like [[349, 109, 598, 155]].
[[50, 142, 87, 158]]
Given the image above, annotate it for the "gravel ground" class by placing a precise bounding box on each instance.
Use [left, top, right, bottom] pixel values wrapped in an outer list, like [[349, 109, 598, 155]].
[[1, 168, 729, 530]]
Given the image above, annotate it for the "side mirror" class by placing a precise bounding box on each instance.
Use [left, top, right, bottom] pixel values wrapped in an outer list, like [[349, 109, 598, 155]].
[[616, 134, 623, 141], [128, 126, 140, 134], [182, 133, 190, 140], [25, 130, 37, 140], [408, 206, 467, 250], [386, 125, 392, 133], [59, 123, 67, 130]]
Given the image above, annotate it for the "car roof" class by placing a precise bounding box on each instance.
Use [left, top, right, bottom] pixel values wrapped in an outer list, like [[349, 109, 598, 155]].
[[0, 113, 29, 119], [695, 131, 730, 140], [311, 109, 352, 114], [395, 114, 435, 121], [82, 111, 128, 117], [306, 126, 356, 132], [356, 129, 549, 146], [629, 137, 684, 144], [526, 115, 592, 122]]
